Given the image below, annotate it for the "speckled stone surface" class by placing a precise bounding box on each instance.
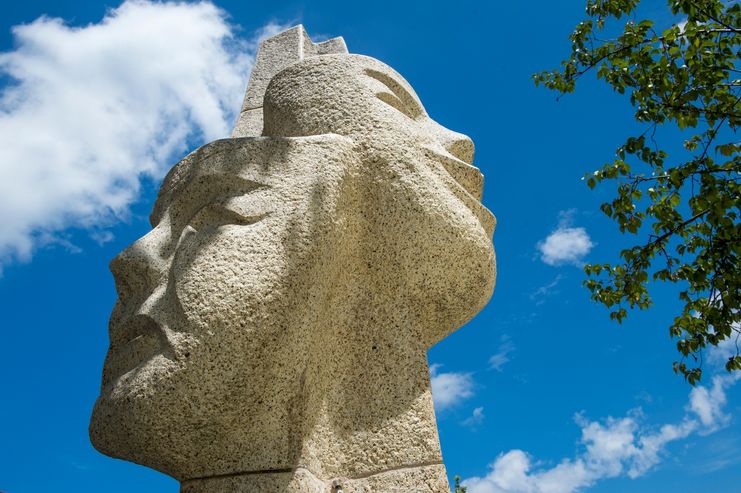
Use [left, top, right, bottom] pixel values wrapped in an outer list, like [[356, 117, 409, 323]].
[[181, 464, 449, 493], [232, 25, 348, 138], [90, 25, 496, 493]]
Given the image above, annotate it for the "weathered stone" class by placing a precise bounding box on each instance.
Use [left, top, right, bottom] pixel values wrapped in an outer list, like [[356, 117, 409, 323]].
[[232, 25, 348, 138], [181, 464, 450, 493], [90, 25, 496, 493]]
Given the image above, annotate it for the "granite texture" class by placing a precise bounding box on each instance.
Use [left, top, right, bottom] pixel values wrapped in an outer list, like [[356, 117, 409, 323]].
[[90, 25, 496, 493], [232, 25, 348, 138]]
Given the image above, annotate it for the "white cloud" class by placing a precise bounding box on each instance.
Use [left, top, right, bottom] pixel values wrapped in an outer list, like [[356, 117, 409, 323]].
[[430, 364, 474, 411], [489, 335, 515, 372], [529, 274, 563, 306], [0, 1, 286, 267], [538, 228, 593, 266], [688, 373, 739, 432], [538, 210, 594, 266], [463, 406, 486, 427], [463, 374, 737, 493], [705, 322, 740, 369]]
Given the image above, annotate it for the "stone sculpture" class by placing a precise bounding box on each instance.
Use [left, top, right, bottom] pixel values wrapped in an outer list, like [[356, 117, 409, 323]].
[[90, 25, 496, 493]]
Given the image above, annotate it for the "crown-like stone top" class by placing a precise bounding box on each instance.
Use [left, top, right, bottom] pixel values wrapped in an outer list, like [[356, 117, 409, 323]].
[[231, 25, 348, 137]]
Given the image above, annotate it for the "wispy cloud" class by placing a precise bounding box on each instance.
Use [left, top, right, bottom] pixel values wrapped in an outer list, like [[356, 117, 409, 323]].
[[489, 335, 515, 372], [705, 322, 740, 369], [688, 373, 738, 432], [634, 390, 654, 405], [0, 1, 287, 268], [529, 274, 563, 306], [538, 210, 594, 267], [463, 372, 739, 493], [463, 406, 486, 428], [690, 434, 741, 474], [430, 364, 474, 411]]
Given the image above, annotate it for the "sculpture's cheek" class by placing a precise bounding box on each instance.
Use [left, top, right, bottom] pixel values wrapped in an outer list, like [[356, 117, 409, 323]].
[[171, 220, 290, 336]]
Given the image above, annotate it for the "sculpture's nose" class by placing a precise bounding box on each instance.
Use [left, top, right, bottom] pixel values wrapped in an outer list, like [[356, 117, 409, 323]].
[[109, 229, 167, 303]]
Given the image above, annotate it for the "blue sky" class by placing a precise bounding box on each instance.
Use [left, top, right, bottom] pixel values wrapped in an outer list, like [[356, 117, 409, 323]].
[[0, 1, 738, 492]]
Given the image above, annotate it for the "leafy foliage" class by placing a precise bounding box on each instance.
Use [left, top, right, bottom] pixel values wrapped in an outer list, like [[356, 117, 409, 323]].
[[453, 475, 467, 493], [534, 0, 740, 384]]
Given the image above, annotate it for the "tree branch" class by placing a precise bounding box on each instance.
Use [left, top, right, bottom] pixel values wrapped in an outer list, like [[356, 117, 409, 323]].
[[687, 1, 741, 33], [646, 208, 710, 248]]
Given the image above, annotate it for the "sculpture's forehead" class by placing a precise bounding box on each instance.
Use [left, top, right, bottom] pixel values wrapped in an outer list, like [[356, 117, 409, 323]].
[[150, 135, 356, 225], [151, 142, 225, 223]]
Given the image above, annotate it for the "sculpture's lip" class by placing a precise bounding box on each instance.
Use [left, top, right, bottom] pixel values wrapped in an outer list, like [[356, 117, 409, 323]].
[[103, 314, 162, 385], [110, 313, 161, 347], [425, 148, 496, 237]]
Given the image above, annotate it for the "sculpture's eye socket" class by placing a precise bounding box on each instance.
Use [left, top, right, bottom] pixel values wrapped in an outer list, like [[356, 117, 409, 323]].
[[365, 68, 423, 120], [188, 203, 266, 233], [375, 91, 419, 120]]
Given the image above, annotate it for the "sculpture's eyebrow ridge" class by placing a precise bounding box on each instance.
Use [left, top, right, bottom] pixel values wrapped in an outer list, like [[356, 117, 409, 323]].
[[364, 68, 424, 118], [151, 171, 267, 227]]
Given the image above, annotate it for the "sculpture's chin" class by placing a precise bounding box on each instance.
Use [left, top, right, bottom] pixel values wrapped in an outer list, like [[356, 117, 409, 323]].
[[90, 354, 188, 477], [90, 394, 183, 477], [90, 393, 156, 472], [89, 396, 132, 458], [423, 241, 496, 347]]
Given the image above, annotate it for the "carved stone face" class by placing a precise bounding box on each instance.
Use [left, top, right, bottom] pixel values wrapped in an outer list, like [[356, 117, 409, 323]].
[[90, 54, 495, 482]]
